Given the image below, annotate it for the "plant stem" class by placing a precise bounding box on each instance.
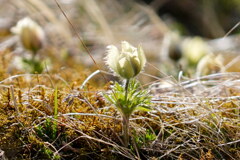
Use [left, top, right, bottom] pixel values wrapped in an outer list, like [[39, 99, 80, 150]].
[[125, 79, 130, 101], [123, 79, 130, 147], [122, 114, 130, 147], [31, 51, 37, 73], [32, 50, 37, 62]]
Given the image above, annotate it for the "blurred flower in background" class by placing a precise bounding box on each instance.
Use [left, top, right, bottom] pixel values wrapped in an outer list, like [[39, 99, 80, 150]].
[[10, 17, 47, 73], [11, 17, 45, 53], [181, 37, 211, 66]]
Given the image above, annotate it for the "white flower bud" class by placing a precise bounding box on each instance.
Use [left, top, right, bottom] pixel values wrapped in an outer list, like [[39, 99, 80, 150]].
[[11, 17, 45, 53], [106, 41, 146, 79]]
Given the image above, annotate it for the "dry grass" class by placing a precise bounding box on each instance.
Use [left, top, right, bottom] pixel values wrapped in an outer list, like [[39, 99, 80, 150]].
[[0, 0, 239, 159], [0, 63, 239, 159]]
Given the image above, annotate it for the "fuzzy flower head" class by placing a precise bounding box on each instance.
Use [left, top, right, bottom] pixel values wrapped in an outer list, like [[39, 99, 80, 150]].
[[11, 17, 45, 53], [106, 41, 146, 79], [182, 37, 210, 65]]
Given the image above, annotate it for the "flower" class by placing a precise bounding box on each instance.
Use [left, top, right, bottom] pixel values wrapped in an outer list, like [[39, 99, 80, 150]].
[[182, 37, 210, 65], [106, 41, 146, 79], [11, 17, 45, 53], [196, 53, 224, 76]]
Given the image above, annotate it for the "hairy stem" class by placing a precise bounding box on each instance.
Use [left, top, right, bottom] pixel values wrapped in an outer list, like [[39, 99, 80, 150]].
[[124, 79, 130, 101], [122, 114, 130, 147], [123, 79, 130, 147]]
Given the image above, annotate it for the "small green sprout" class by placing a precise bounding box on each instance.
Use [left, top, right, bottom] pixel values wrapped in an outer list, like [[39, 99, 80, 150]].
[[105, 41, 151, 147]]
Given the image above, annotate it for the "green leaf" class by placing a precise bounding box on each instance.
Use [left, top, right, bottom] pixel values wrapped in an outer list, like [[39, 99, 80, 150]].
[[104, 79, 152, 117]]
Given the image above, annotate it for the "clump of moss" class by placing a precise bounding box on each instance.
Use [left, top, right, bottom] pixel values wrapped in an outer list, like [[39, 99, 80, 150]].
[[1, 73, 239, 159]]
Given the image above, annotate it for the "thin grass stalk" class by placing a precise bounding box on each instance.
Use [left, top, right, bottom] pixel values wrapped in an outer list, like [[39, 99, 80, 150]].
[[53, 86, 58, 139]]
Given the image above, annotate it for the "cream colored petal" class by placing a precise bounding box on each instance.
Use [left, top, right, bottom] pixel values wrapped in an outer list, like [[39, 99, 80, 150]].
[[122, 52, 141, 77], [106, 45, 120, 73], [117, 56, 135, 79], [121, 41, 135, 53], [137, 44, 146, 69], [11, 17, 34, 34], [130, 56, 141, 76]]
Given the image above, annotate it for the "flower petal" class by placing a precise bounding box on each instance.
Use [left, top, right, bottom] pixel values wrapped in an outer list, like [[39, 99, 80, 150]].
[[117, 55, 135, 79], [137, 44, 146, 69], [106, 45, 120, 73], [105, 41, 147, 79], [121, 41, 135, 53]]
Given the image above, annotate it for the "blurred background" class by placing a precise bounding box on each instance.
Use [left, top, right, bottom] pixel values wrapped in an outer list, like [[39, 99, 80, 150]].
[[139, 0, 240, 38], [0, 0, 240, 85]]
